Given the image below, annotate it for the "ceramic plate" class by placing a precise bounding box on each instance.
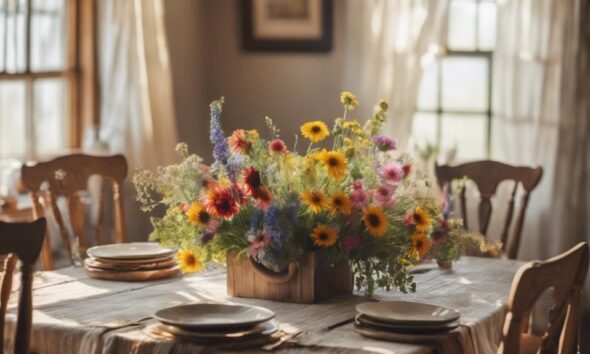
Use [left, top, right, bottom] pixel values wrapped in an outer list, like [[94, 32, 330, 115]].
[[90, 255, 174, 265], [84, 257, 177, 271], [84, 265, 180, 282], [154, 303, 276, 330], [161, 318, 279, 339], [86, 242, 176, 260], [355, 314, 459, 334], [356, 301, 460, 325]]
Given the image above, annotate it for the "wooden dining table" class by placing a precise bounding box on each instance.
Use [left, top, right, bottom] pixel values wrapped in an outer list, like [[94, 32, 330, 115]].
[[4, 256, 525, 354]]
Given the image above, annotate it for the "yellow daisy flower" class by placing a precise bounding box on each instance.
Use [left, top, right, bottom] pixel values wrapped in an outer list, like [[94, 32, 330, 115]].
[[319, 150, 347, 180], [186, 202, 211, 227], [363, 205, 388, 237], [412, 207, 432, 232], [177, 249, 204, 273], [311, 224, 338, 247], [330, 192, 352, 215], [340, 91, 359, 110], [411, 232, 432, 258], [300, 121, 330, 143], [247, 129, 259, 142], [300, 190, 329, 214]]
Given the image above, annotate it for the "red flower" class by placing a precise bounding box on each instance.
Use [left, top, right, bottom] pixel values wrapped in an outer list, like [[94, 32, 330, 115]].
[[269, 139, 287, 155], [206, 187, 239, 219], [228, 129, 252, 154], [253, 186, 273, 210], [402, 164, 412, 178], [230, 183, 247, 205], [243, 167, 262, 194]]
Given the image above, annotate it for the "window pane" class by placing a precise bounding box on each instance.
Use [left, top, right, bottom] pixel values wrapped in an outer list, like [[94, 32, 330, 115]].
[[4, 0, 28, 73], [31, 0, 67, 71], [448, 0, 477, 50], [417, 61, 438, 111], [412, 112, 438, 147], [440, 114, 487, 161], [0, 80, 27, 158], [34, 78, 68, 156], [441, 56, 489, 111], [478, 1, 497, 50]]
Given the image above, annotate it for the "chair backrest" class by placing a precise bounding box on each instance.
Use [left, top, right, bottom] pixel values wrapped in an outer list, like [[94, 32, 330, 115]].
[[20, 154, 128, 270], [498, 242, 589, 354], [0, 218, 47, 354], [435, 160, 543, 259]]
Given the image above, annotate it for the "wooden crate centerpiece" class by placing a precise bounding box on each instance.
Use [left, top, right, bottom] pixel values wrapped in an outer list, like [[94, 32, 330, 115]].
[[226, 251, 353, 303]]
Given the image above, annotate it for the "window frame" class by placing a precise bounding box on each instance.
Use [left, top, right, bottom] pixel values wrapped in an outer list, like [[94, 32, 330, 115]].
[[0, 0, 97, 159], [416, 0, 495, 159]]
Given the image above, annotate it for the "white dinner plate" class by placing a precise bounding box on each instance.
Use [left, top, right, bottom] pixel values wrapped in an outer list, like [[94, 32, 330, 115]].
[[154, 303, 276, 330], [356, 301, 460, 325], [86, 242, 176, 260], [355, 314, 460, 334]]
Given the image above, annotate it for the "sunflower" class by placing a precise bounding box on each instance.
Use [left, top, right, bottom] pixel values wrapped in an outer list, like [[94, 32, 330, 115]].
[[300, 121, 330, 143], [411, 232, 432, 257], [412, 206, 432, 232], [363, 205, 388, 237], [206, 187, 239, 218], [319, 150, 347, 180], [330, 192, 352, 215], [177, 249, 204, 273], [300, 190, 329, 214], [340, 91, 359, 110], [186, 202, 211, 227], [311, 224, 338, 247]]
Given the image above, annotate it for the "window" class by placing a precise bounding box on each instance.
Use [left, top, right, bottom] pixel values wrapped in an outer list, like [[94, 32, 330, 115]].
[[413, 0, 497, 162], [0, 0, 96, 161]]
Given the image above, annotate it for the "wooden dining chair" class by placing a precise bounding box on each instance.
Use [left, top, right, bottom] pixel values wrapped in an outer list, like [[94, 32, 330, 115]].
[[498, 242, 589, 354], [20, 154, 128, 270], [0, 218, 47, 354], [435, 160, 543, 259]]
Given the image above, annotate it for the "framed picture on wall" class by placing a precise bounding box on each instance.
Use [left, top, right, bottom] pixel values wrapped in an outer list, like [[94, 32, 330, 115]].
[[242, 0, 333, 52]]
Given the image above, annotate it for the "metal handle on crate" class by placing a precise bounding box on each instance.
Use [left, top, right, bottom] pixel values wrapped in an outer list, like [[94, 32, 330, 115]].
[[248, 257, 299, 284]]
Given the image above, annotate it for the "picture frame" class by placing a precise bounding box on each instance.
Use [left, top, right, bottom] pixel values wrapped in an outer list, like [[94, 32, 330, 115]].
[[242, 0, 333, 52]]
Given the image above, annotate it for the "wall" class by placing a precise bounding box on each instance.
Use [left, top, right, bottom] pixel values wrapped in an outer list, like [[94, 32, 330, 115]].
[[165, 0, 347, 160]]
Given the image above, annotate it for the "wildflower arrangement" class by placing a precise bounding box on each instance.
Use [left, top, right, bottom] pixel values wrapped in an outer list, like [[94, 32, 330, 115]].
[[133, 92, 474, 295], [428, 184, 502, 267]]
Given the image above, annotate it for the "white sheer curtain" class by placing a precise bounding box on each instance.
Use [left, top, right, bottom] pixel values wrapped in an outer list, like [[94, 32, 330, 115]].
[[96, 0, 178, 242], [343, 0, 448, 149], [97, 0, 178, 171], [492, 0, 590, 306]]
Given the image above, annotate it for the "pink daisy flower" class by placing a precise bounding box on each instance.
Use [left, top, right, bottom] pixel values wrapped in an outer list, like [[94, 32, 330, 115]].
[[350, 189, 368, 210], [247, 229, 271, 257], [374, 184, 396, 207], [380, 163, 404, 183]]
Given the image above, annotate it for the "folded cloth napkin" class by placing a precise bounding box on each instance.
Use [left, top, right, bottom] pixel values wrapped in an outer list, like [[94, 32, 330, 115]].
[[353, 323, 476, 354]]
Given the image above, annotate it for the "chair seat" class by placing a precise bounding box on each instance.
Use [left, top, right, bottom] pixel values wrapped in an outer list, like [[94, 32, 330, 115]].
[[521, 333, 542, 354]]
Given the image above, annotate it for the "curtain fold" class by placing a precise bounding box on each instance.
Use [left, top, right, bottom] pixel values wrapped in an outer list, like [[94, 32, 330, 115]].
[[343, 0, 449, 149], [492, 0, 590, 307], [97, 0, 178, 171]]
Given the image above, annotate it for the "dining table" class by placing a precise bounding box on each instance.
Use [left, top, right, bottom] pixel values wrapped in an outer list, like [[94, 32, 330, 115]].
[[4, 256, 525, 354]]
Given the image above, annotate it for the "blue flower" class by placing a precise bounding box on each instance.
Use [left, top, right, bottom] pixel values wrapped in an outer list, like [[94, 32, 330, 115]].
[[209, 97, 230, 174], [264, 205, 284, 247]]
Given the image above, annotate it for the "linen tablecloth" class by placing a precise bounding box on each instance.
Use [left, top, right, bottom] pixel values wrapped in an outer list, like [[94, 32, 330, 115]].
[[4, 256, 524, 353]]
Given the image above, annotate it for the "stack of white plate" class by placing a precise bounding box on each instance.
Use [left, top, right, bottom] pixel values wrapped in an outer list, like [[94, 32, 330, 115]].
[[152, 303, 279, 344], [84, 242, 180, 281], [355, 301, 460, 334]]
